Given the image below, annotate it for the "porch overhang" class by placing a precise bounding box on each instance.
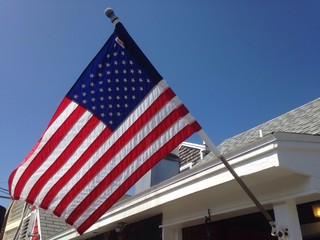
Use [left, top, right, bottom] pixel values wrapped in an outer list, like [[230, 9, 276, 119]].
[[48, 132, 320, 239]]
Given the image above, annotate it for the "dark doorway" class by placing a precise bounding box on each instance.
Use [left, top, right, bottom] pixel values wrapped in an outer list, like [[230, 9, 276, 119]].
[[183, 211, 276, 240]]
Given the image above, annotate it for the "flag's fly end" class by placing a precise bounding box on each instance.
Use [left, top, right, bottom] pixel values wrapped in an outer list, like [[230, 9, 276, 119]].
[[105, 8, 119, 25]]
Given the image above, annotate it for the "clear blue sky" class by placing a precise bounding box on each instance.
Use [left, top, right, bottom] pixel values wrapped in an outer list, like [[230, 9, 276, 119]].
[[0, 0, 319, 208]]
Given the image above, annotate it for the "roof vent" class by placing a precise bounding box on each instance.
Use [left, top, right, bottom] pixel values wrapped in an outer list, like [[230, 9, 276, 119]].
[[259, 130, 263, 138]]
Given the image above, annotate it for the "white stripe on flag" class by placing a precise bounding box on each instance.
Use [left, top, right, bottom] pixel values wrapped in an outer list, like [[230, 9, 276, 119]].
[[48, 82, 168, 211], [10, 101, 79, 194], [61, 96, 181, 219], [73, 115, 193, 228], [20, 111, 93, 199], [35, 122, 106, 204]]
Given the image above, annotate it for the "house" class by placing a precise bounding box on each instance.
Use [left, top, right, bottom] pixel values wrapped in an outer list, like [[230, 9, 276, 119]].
[[1, 200, 69, 239], [2, 98, 320, 240]]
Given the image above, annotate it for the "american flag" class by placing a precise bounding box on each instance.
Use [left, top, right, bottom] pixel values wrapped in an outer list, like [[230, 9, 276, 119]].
[[9, 22, 201, 234]]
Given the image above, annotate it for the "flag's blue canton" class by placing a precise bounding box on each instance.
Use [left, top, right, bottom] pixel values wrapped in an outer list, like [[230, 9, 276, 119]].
[[67, 33, 157, 131]]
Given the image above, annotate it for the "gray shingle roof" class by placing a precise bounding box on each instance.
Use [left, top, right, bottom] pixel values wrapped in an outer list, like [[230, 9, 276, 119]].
[[218, 98, 320, 154]]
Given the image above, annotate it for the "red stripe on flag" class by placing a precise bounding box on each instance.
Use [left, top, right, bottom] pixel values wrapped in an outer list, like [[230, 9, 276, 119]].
[[26, 116, 101, 204], [52, 88, 176, 216], [76, 121, 201, 234], [13, 104, 86, 199], [8, 98, 72, 196], [48, 98, 73, 127], [40, 126, 113, 209], [66, 104, 189, 224]]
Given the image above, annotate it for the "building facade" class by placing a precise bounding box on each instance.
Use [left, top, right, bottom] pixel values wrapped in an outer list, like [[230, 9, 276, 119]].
[[2, 98, 320, 240]]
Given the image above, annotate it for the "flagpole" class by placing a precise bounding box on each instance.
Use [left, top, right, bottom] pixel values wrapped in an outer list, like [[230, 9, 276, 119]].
[[13, 202, 29, 240], [198, 130, 274, 224], [104, 6, 276, 233]]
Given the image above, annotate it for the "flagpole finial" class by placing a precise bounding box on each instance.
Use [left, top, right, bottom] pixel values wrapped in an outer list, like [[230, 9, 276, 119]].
[[105, 8, 119, 25]]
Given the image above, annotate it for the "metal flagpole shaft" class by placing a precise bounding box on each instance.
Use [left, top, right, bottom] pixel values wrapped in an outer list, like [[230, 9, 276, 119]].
[[198, 130, 274, 224]]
